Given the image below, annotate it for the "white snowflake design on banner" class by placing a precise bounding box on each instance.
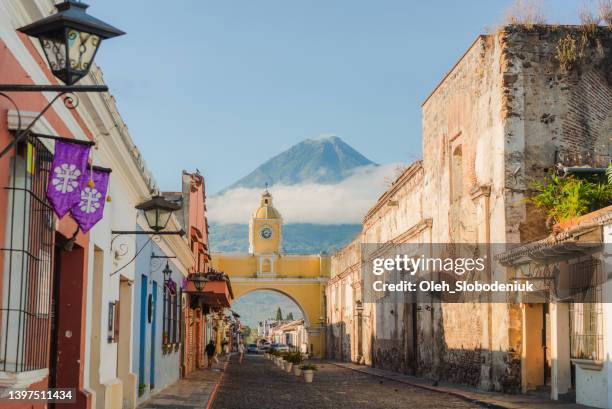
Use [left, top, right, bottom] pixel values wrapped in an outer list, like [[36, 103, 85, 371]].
[[52, 163, 82, 193], [79, 187, 102, 214]]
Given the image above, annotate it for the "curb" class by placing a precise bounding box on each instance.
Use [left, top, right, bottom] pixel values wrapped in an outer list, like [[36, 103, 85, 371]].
[[204, 359, 230, 409], [330, 362, 509, 409]]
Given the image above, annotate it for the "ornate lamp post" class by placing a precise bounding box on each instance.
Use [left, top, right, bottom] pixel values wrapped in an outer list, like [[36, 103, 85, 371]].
[[0, 0, 125, 159]]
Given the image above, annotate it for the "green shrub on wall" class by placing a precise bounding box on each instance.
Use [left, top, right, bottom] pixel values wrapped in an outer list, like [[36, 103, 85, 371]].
[[529, 172, 612, 225]]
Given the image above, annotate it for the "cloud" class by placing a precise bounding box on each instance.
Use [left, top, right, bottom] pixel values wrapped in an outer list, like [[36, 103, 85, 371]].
[[208, 163, 401, 224]]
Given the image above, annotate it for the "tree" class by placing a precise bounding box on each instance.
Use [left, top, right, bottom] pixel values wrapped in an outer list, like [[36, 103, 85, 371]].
[[286, 312, 294, 320], [276, 307, 283, 321]]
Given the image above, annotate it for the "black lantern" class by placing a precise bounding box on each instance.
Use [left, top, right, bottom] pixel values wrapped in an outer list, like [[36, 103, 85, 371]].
[[190, 272, 208, 292], [162, 262, 172, 284], [18, 0, 124, 86], [135, 195, 181, 232]]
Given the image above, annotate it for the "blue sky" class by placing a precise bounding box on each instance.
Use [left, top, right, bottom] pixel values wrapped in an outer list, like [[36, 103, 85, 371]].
[[92, 0, 581, 193]]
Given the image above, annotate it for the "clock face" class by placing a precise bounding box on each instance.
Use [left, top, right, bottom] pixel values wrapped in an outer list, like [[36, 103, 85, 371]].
[[260, 227, 273, 240]]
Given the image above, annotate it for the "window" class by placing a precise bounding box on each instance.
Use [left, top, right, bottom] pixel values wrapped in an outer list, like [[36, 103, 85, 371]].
[[570, 301, 603, 360], [163, 284, 181, 346], [569, 258, 603, 361], [0, 136, 55, 372], [451, 145, 463, 202], [171, 289, 178, 343], [107, 301, 119, 343]]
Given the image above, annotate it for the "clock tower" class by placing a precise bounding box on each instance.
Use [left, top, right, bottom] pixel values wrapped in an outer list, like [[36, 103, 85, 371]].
[[249, 189, 282, 255]]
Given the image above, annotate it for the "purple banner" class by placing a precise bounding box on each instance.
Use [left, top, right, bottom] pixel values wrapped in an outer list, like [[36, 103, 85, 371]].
[[47, 141, 91, 218], [70, 167, 111, 233]]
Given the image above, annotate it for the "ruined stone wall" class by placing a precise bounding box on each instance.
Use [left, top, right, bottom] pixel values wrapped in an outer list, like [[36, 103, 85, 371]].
[[419, 26, 611, 392], [420, 34, 511, 390], [328, 25, 611, 393], [360, 164, 425, 373], [327, 238, 361, 361], [501, 26, 612, 243]]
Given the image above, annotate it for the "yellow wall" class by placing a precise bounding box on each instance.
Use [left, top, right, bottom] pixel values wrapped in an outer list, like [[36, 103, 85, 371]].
[[212, 254, 330, 279], [212, 254, 257, 276]]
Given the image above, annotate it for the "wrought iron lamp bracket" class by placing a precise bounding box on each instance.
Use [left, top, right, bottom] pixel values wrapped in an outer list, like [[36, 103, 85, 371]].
[[150, 252, 177, 273], [109, 229, 184, 277], [0, 85, 108, 160]]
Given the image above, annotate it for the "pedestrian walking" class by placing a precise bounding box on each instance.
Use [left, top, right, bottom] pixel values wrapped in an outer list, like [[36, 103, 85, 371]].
[[206, 340, 216, 369], [238, 342, 245, 363]]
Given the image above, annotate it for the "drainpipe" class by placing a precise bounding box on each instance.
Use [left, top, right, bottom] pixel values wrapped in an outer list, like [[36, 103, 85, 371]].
[[556, 165, 606, 177]]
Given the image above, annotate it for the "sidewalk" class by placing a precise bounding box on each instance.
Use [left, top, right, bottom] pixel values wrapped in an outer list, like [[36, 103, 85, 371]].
[[137, 357, 229, 409], [330, 361, 592, 409]]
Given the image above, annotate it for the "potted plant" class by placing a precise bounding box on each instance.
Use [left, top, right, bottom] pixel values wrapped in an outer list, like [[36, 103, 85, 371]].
[[287, 352, 303, 376], [300, 364, 317, 383], [138, 383, 147, 397]]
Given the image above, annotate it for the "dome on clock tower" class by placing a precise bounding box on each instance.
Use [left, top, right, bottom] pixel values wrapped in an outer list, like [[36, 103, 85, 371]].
[[253, 189, 282, 220]]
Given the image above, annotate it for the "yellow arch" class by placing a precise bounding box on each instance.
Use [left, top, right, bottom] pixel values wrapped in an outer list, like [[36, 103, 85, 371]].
[[212, 253, 330, 358], [230, 280, 326, 357]]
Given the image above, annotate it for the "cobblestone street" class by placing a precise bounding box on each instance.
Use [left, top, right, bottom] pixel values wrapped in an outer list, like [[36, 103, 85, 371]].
[[212, 355, 482, 409]]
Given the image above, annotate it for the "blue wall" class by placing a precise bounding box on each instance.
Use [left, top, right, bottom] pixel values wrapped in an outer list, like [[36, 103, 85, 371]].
[[132, 229, 183, 401]]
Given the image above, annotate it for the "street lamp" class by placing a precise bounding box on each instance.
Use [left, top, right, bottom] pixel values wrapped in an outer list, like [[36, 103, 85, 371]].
[[190, 272, 209, 292], [0, 0, 125, 160], [136, 195, 181, 232], [162, 261, 172, 284], [18, 0, 125, 86], [110, 197, 184, 277]]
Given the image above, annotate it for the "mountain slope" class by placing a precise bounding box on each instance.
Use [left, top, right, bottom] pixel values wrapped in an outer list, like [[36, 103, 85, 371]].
[[210, 136, 378, 254], [225, 135, 375, 190]]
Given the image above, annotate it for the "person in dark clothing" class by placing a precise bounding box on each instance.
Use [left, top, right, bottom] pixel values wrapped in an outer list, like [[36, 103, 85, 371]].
[[206, 340, 216, 369]]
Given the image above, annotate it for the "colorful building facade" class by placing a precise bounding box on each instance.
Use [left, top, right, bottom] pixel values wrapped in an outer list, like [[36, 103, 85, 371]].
[[0, 3, 224, 409]]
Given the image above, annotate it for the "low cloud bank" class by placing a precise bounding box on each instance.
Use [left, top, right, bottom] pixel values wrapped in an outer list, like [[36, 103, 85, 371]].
[[209, 164, 401, 225]]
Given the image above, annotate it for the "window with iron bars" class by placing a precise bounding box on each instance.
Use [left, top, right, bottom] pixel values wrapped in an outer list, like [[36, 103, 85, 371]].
[[569, 257, 604, 361], [0, 135, 55, 373], [163, 285, 181, 346]]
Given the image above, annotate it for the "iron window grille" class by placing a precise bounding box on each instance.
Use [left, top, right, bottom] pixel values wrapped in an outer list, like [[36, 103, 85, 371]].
[[163, 285, 169, 345], [163, 285, 180, 346], [171, 289, 178, 344], [569, 258, 604, 361], [0, 135, 55, 372]]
